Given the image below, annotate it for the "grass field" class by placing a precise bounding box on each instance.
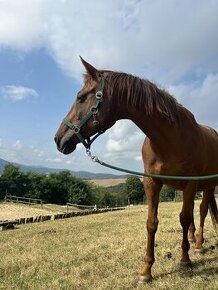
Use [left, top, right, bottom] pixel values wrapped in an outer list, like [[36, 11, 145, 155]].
[[0, 202, 85, 221], [0, 203, 71, 221], [90, 178, 126, 187], [0, 201, 217, 290]]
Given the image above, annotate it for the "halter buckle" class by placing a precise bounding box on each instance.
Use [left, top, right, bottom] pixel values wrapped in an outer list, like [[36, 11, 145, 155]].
[[96, 91, 103, 99], [90, 106, 98, 115], [73, 125, 80, 133]]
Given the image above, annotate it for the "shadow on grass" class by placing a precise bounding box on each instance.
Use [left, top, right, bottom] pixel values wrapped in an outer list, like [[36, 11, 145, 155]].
[[153, 255, 218, 281]]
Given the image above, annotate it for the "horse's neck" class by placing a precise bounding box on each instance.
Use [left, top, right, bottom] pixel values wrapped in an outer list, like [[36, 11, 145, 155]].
[[132, 112, 177, 153], [124, 106, 198, 160]]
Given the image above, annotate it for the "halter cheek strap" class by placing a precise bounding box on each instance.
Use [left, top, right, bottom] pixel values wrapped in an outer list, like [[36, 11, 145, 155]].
[[63, 74, 107, 149]]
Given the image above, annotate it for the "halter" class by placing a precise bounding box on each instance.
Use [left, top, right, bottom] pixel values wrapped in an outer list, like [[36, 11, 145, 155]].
[[63, 73, 107, 149]]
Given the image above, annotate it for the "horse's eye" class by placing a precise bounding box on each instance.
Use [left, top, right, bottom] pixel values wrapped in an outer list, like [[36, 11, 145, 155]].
[[77, 89, 95, 103], [77, 93, 86, 103]]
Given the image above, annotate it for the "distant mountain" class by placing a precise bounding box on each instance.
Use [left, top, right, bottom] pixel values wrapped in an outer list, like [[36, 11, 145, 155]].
[[0, 158, 128, 179]]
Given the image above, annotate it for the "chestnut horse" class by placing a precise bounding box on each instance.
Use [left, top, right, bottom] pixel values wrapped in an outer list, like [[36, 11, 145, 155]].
[[55, 58, 218, 283]]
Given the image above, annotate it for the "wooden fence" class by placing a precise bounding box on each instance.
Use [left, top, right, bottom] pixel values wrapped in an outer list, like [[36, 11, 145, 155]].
[[66, 202, 95, 212], [4, 195, 43, 207], [0, 207, 126, 230]]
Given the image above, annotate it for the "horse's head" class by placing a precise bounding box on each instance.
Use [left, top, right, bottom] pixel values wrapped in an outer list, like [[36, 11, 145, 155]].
[[55, 57, 117, 154]]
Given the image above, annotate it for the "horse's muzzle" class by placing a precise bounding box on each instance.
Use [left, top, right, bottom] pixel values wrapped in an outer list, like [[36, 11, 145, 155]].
[[54, 134, 77, 154]]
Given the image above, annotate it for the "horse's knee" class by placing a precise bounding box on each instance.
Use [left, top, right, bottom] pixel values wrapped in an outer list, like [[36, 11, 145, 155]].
[[147, 217, 159, 233]]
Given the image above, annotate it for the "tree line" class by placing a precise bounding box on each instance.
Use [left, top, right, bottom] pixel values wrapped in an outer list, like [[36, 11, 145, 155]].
[[0, 164, 176, 206]]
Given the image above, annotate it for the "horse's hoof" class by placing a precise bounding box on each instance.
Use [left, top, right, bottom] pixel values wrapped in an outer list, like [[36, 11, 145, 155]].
[[138, 275, 153, 284], [179, 261, 192, 270], [195, 248, 205, 254]]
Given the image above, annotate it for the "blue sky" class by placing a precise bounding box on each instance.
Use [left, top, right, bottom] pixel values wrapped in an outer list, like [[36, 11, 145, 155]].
[[0, 0, 218, 174], [0, 49, 75, 143]]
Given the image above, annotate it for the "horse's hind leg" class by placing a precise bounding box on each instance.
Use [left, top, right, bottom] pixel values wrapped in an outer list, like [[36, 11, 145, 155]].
[[139, 178, 162, 283], [188, 201, 196, 243], [179, 182, 197, 268], [195, 188, 214, 253]]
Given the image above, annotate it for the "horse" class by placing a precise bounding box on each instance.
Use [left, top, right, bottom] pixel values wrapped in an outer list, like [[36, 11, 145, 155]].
[[55, 57, 218, 283]]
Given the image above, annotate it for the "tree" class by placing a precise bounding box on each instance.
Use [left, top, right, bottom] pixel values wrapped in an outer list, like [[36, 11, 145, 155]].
[[107, 183, 128, 206], [92, 186, 117, 207], [25, 172, 47, 199], [125, 176, 145, 204], [44, 171, 72, 204], [159, 185, 175, 202], [68, 178, 93, 205], [0, 164, 29, 197], [0, 177, 6, 199]]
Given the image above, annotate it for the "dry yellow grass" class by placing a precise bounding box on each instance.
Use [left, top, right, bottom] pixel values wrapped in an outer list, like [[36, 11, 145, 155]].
[[0, 202, 68, 221], [0, 201, 217, 290], [90, 178, 126, 187]]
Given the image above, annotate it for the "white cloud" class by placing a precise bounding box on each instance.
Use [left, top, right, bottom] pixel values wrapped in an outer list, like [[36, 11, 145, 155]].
[[91, 120, 145, 172], [46, 0, 218, 83], [1, 85, 38, 101], [105, 120, 144, 154], [0, 0, 48, 51], [0, 1, 218, 83], [169, 73, 218, 128], [0, 1, 217, 173], [45, 158, 62, 163], [12, 140, 22, 150], [0, 139, 70, 169]]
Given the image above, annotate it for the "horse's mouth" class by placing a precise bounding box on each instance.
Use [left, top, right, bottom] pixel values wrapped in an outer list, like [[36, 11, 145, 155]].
[[55, 134, 77, 155], [60, 142, 76, 154]]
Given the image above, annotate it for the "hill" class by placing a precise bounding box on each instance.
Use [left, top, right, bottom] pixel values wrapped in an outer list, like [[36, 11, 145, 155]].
[[0, 157, 128, 179]]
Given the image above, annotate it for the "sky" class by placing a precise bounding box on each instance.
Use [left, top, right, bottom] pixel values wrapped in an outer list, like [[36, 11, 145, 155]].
[[0, 0, 218, 174]]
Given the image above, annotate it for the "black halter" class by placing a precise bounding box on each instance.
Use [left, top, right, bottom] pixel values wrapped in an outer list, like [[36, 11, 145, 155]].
[[63, 74, 107, 149]]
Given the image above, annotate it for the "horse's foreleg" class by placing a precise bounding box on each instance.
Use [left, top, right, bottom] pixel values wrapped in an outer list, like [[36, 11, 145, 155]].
[[195, 188, 214, 253], [139, 178, 162, 283], [179, 182, 197, 267]]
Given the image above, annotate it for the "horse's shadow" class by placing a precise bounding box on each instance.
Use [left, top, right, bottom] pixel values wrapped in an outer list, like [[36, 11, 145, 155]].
[[154, 255, 218, 281]]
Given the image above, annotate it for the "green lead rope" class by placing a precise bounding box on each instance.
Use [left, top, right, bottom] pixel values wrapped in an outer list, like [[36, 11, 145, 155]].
[[86, 149, 218, 181]]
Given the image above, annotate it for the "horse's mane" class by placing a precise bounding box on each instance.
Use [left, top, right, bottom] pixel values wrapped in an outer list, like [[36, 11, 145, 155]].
[[102, 71, 197, 125]]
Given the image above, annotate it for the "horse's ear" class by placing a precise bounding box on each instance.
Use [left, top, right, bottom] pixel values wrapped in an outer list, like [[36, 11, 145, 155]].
[[80, 56, 99, 80]]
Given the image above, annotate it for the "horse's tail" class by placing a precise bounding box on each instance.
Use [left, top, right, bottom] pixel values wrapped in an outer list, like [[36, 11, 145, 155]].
[[209, 194, 218, 235]]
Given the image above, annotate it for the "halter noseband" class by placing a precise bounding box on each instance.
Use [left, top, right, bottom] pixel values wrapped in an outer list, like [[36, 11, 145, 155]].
[[63, 73, 107, 149]]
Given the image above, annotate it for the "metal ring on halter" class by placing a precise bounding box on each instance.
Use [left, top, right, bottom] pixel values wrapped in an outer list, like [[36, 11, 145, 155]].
[[96, 91, 103, 99], [93, 120, 99, 126], [90, 106, 98, 114], [73, 125, 80, 133]]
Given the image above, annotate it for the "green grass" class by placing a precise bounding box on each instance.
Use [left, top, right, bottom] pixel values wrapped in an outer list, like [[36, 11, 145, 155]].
[[0, 201, 217, 290]]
